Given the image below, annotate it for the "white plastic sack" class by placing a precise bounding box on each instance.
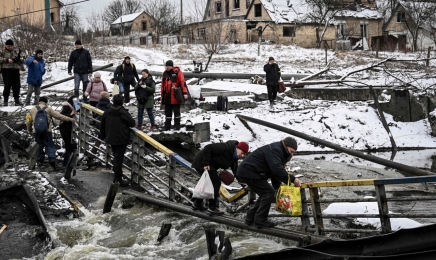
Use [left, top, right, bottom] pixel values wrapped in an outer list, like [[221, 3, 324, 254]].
[[192, 171, 214, 199]]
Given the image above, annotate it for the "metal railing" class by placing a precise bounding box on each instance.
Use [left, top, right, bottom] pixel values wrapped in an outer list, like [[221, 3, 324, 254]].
[[76, 104, 436, 237]]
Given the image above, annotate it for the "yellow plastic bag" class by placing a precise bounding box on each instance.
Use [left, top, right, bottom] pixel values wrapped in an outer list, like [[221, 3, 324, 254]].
[[275, 177, 302, 216]]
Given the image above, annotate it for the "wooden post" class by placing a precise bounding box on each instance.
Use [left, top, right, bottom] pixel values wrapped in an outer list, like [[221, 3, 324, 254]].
[[157, 223, 172, 242], [131, 135, 140, 189], [375, 184, 392, 233], [169, 157, 176, 201], [300, 188, 311, 232], [376, 38, 380, 58], [0, 137, 10, 163], [309, 187, 324, 235], [103, 182, 119, 214], [26, 141, 38, 170], [426, 46, 431, 67], [325, 44, 328, 65], [205, 229, 218, 259]]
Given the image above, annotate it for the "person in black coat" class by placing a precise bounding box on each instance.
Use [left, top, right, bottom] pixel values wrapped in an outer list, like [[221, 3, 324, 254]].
[[263, 57, 281, 107], [191, 140, 250, 216], [100, 94, 135, 186], [114, 56, 140, 103], [89, 91, 112, 159], [59, 96, 76, 167], [68, 40, 93, 102], [236, 137, 301, 228]]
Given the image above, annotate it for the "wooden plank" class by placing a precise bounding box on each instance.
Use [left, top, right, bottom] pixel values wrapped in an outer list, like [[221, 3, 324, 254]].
[[301, 179, 374, 188], [135, 131, 174, 156], [219, 185, 248, 203], [373, 176, 436, 185]]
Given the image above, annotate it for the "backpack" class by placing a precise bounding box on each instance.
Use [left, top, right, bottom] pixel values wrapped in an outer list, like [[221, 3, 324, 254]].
[[135, 87, 149, 104], [34, 106, 49, 133]]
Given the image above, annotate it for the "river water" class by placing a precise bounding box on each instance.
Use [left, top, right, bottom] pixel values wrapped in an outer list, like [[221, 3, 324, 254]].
[[45, 200, 295, 260]]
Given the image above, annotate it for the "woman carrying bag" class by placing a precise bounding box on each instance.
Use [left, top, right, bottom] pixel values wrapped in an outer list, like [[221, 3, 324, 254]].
[[191, 140, 249, 216]]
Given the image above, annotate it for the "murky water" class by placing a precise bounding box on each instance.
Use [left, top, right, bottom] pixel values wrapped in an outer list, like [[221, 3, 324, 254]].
[[45, 200, 296, 260]]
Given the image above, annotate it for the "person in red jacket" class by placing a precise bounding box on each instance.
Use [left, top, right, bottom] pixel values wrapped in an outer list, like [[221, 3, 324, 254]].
[[161, 60, 188, 130]]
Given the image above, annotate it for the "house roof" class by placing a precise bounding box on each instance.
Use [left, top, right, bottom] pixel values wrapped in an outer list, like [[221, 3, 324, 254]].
[[255, 0, 381, 24], [112, 12, 143, 25]]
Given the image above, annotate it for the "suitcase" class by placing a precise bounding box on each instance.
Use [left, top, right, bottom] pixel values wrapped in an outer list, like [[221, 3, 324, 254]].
[[217, 95, 223, 111]]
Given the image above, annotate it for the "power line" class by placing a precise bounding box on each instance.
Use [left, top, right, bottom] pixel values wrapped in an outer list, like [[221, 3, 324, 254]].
[[0, 0, 90, 20]]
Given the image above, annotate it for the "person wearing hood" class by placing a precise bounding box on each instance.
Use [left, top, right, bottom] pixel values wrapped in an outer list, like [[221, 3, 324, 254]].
[[68, 40, 92, 102], [25, 49, 46, 105], [134, 69, 156, 131], [114, 56, 140, 103], [88, 91, 112, 160], [84, 72, 108, 107], [100, 94, 135, 186], [26, 96, 75, 170], [236, 137, 301, 229], [161, 60, 188, 130], [1, 39, 23, 106], [59, 96, 77, 167], [191, 140, 250, 216]]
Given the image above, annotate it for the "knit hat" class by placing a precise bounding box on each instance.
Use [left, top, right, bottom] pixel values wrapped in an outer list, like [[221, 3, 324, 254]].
[[39, 96, 48, 104], [113, 94, 123, 106], [124, 56, 130, 60], [165, 60, 174, 67], [36, 49, 43, 55], [5, 39, 14, 46], [269, 57, 274, 61], [236, 141, 249, 153], [94, 72, 101, 78], [283, 137, 298, 150], [75, 40, 82, 45], [100, 91, 109, 99]]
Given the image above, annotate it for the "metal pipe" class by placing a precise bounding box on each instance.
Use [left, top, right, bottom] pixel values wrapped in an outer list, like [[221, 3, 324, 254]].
[[99, 67, 310, 81], [123, 190, 326, 244], [236, 115, 435, 176], [20, 64, 114, 96]]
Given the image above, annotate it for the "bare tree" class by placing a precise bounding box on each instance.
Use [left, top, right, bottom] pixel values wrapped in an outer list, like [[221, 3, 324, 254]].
[[104, 0, 142, 24], [61, 2, 82, 36], [201, 21, 229, 71], [401, 1, 436, 51], [184, 0, 207, 23], [86, 11, 110, 39], [303, 0, 341, 48], [142, 0, 180, 35]]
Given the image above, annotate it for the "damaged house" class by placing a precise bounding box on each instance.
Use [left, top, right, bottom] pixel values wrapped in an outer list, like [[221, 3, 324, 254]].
[[384, 1, 436, 51], [180, 0, 383, 49], [110, 11, 156, 37]]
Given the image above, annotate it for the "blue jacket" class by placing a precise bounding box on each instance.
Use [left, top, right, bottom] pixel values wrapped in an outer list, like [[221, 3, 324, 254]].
[[25, 56, 46, 86]]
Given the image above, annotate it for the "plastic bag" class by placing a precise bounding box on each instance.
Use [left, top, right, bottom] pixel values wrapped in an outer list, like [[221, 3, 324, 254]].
[[113, 83, 119, 95], [275, 177, 302, 216], [192, 171, 214, 199]]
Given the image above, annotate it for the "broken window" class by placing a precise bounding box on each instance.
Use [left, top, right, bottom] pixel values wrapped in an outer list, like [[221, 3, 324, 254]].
[[50, 12, 54, 23], [254, 4, 262, 17], [338, 22, 346, 39], [142, 21, 147, 31], [199, 28, 206, 39], [216, 1, 222, 13], [234, 0, 240, 9], [396, 12, 406, 23], [283, 26, 295, 37]]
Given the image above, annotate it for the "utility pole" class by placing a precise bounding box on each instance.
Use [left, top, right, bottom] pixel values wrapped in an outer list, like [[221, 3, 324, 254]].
[[45, 0, 51, 32], [180, 0, 183, 25]]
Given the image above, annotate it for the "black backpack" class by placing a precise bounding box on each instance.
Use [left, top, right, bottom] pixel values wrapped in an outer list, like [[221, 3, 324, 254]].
[[135, 87, 149, 104]]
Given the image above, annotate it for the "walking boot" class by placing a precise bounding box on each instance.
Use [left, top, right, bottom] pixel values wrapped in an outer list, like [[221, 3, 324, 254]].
[[174, 118, 181, 130], [49, 159, 57, 171], [136, 125, 142, 130], [34, 95, 39, 105], [164, 119, 172, 131], [114, 176, 130, 187], [14, 98, 23, 106], [192, 199, 207, 211], [207, 207, 224, 216]]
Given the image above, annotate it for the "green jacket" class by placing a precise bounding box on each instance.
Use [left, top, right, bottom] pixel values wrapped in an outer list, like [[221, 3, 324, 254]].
[[135, 76, 155, 109]]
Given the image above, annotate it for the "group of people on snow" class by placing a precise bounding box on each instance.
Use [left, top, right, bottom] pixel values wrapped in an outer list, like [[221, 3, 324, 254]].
[[4, 39, 292, 227]]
